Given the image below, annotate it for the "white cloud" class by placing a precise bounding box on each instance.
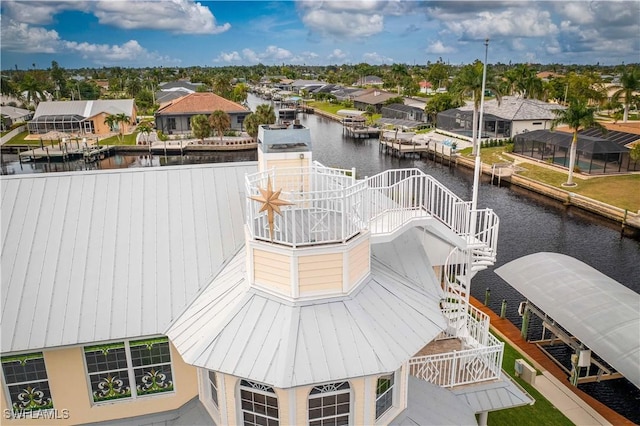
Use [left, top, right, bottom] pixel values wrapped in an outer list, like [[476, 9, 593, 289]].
[[241, 49, 260, 64], [444, 9, 558, 40], [362, 52, 393, 64], [238, 46, 294, 64], [64, 39, 180, 64], [300, 8, 384, 38], [555, 2, 594, 25], [2, 0, 230, 35], [328, 49, 347, 61], [0, 18, 61, 53], [1, 0, 90, 25], [426, 40, 454, 54], [215, 51, 242, 63], [92, 0, 230, 34]]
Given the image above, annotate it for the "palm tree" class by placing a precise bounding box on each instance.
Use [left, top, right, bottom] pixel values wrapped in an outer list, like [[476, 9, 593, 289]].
[[255, 104, 276, 125], [190, 114, 211, 143], [104, 114, 117, 134], [18, 73, 48, 107], [610, 68, 640, 123], [209, 110, 231, 142], [104, 112, 131, 142], [243, 113, 260, 139], [451, 60, 502, 155], [137, 122, 153, 144], [550, 101, 606, 186]]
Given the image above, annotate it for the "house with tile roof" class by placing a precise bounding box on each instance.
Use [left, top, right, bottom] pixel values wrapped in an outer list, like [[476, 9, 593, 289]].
[[0, 122, 533, 425], [154, 92, 251, 135], [27, 99, 137, 136]]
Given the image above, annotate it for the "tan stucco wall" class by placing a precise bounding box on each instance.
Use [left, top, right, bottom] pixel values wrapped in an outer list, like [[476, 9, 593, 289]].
[[348, 239, 370, 290], [298, 253, 343, 295], [0, 343, 198, 425], [253, 248, 292, 296]]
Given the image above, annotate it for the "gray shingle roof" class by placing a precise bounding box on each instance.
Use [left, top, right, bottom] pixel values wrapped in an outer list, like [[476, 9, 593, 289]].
[[457, 96, 564, 121]]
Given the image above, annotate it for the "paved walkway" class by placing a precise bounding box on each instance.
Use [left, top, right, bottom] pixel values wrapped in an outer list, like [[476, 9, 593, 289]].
[[470, 296, 634, 426]]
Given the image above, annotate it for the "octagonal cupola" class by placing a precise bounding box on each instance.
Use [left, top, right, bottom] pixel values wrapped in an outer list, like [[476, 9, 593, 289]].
[[246, 123, 370, 300]]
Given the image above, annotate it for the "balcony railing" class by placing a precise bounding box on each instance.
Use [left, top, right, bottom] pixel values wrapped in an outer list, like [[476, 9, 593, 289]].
[[245, 166, 499, 254], [408, 328, 503, 388]]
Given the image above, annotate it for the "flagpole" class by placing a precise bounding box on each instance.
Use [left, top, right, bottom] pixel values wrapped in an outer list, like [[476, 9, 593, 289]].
[[471, 39, 489, 215]]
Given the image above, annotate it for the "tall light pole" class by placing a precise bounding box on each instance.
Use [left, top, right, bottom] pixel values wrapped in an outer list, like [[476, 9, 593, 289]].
[[471, 39, 489, 215]]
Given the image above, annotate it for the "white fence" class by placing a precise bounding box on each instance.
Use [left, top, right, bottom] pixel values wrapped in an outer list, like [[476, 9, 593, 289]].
[[408, 330, 503, 388]]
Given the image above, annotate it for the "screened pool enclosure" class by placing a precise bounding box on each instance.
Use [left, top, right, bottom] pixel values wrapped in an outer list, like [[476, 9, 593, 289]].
[[28, 114, 95, 135], [437, 109, 511, 139], [513, 130, 638, 174]]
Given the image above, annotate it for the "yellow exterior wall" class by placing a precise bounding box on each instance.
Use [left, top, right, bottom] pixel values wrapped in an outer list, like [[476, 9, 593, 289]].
[[348, 239, 370, 290], [253, 248, 292, 296], [88, 108, 137, 137], [222, 374, 239, 425], [298, 253, 343, 295], [0, 343, 198, 425]]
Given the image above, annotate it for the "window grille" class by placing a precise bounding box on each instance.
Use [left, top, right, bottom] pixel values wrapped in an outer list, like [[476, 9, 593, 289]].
[[83, 337, 174, 403], [309, 381, 350, 426], [1, 353, 53, 417]]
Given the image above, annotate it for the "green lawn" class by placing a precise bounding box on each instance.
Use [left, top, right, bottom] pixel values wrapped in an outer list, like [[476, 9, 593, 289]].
[[488, 335, 573, 426], [459, 146, 640, 212]]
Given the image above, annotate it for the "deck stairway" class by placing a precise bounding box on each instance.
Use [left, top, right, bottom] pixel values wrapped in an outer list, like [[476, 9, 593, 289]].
[[246, 164, 503, 388]]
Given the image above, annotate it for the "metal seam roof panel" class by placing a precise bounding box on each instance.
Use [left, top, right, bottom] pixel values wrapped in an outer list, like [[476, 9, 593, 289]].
[[1, 163, 256, 353]]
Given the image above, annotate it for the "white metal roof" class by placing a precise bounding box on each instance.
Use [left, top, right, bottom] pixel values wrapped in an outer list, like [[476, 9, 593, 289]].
[[32, 99, 135, 119], [390, 376, 477, 425], [452, 375, 534, 412], [495, 252, 640, 388], [167, 231, 447, 389], [1, 162, 256, 353]]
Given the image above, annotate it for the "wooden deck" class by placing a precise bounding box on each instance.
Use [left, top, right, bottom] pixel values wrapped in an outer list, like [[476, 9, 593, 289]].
[[470, 296, 634, 425]]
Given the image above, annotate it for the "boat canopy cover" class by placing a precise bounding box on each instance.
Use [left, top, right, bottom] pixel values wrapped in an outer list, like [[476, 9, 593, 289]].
[[495, 252, 640, 389]]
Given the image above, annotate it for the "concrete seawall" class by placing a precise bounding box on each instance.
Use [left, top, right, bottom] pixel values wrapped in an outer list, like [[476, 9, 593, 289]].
[[455, 155, 640, 233]]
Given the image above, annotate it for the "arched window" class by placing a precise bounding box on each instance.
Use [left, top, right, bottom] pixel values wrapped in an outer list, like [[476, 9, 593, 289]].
[[239, 380, 279, 426], [208, 371, 218, 408], [308, 382, 350, 426], [375, 374, 394, 419]]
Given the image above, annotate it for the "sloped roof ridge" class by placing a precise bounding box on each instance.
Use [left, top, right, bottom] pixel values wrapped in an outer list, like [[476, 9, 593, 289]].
[[167, 250, 446, 388]]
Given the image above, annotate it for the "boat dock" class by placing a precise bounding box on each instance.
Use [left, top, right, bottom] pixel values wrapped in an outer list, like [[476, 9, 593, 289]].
[[343, 124, 380, 138], [19, 143, 114, 163]]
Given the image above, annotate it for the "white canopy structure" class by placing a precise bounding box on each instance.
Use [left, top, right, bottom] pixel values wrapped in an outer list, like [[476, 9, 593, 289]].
[[495, 252, 640, 388]]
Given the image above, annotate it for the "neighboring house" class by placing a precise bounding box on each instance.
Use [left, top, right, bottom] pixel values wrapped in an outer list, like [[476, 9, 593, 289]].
[[0, 105, 32, 130], [381, 103, 427, 123], [355, 75, 384, 86], [27, 99, 137, 136], [154, 92, 251, 135], [1, 123, 532, 426], [419, 80, 433, 94], [353, 90, 399, 113], [155, 81, 203, 105], [437, 96, 565, 139]]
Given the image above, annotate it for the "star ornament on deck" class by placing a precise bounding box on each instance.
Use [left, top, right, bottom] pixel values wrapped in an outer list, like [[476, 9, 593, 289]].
[[249, 177, 294, 241]]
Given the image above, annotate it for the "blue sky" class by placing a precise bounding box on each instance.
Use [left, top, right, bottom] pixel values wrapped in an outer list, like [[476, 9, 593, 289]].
[[1, 0, 639, 70]]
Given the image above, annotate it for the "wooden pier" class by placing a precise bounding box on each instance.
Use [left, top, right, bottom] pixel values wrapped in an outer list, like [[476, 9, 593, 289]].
[[19, 142, 114, 163]]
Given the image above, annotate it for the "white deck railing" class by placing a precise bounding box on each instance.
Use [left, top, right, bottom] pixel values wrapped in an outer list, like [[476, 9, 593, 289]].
[[246, 166, 499, 253], [408, 330, 503, 388]]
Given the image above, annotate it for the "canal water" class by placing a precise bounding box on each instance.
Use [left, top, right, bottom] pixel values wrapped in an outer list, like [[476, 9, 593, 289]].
[[2, 95, 639, 422]]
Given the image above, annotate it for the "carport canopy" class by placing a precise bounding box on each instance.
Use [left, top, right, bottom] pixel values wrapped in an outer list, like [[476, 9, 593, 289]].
[[495, 252, 640, 388]]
